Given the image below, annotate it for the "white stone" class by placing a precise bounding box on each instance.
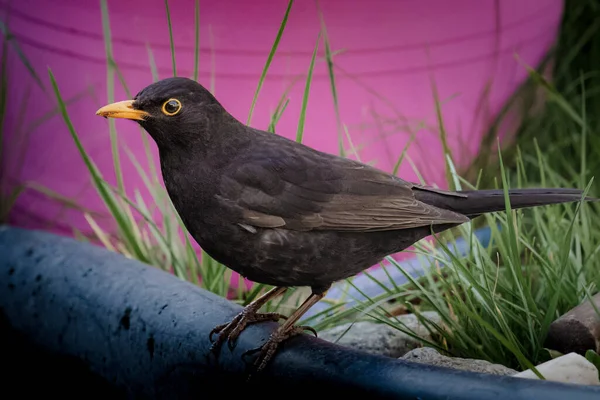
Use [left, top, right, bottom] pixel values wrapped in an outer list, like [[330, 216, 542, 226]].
[[513, 352, 600, 385]]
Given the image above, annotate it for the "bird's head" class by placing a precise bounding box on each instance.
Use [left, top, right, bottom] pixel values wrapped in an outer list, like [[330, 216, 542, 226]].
[[96, 77, 232, 151]]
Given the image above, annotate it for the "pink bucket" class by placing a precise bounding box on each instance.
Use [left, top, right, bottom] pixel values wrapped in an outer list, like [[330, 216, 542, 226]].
[[3, 0, 562, 241]]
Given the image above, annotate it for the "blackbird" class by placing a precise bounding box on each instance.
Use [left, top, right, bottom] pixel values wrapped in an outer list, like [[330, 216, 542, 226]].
[[97, 77, 593, 373]]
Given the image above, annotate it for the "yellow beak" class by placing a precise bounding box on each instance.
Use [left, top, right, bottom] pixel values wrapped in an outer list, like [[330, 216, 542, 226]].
[[96, 100, 149, 121]]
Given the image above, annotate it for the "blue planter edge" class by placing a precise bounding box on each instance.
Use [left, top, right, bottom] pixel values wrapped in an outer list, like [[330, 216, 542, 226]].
[[1, 225, 599, 399]]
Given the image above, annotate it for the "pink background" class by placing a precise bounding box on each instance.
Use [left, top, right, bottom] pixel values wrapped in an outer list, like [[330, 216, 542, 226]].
[[2, 0, 563, 239]]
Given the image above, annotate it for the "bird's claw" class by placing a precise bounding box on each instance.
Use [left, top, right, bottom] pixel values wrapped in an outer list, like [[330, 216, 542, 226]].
[[300, 325, 318, 337], [209, 311, 287, 355], [244, 325, 312, 381]]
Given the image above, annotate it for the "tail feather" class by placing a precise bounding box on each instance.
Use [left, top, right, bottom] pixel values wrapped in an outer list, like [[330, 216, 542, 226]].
[[414, 188, 596, 218]]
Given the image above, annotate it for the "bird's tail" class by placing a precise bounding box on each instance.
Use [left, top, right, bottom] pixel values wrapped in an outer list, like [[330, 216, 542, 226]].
[[415, 188, 595, 218]]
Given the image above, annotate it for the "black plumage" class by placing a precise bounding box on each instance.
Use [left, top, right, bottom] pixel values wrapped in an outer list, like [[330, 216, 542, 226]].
[[96, 77, 594, 373]]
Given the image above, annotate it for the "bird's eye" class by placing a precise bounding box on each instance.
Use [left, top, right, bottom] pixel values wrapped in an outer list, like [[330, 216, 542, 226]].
[[161, 98, 182, 116]]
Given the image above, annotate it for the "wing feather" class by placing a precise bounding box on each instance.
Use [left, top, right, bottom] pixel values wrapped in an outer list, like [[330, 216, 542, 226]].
[[218, 144, 468, 232]]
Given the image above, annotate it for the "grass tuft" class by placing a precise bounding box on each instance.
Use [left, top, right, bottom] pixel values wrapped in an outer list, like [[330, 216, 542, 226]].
[[346, 150, 598, 371]]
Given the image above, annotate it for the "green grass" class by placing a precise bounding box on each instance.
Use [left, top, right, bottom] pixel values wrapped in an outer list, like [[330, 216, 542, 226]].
[[4, 0, 600, 373], [338, 17, 600, 367], [164, 0, 177, 77], [317, 3, 345, 156], [296, 32, 320, 143], [343, 149, 598, 372], [193, 0, 200, 81]]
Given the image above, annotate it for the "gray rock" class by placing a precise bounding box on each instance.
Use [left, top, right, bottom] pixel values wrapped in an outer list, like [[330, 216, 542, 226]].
[[401, 347, 517, 376], [319, 312, 440, 358]]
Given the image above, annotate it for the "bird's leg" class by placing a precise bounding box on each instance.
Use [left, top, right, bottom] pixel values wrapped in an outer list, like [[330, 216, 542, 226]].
[[209, 286, 288, 354], [247, 290, 326, 375]]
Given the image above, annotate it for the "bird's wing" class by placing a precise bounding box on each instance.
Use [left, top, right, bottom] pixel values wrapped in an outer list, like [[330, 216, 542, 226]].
[[217, 143, 469, 232]]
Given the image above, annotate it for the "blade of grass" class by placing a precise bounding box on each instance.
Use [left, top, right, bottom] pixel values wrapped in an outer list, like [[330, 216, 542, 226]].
[[268, 98, 290, 133], [295, 32, 320, 143], [164, 0, 177, 77], [429, 65, 454, 189], [343, 124, 361, 161], [0, 34, 10, 192], [100, 0, 125, 193], [146, 45, 160, 82], [579, 72, 588, 191], [208, 24, 216, 94], [24, 86, 94, 136], [316, 2, 344, 156], [0, 21, 45, 92], [246, 0, 293, 125], [84, 213, 116, 252], [267, 76, 301, 133], [497, 143, 537, 330], [392, 132, 416, 176], [48, 68, 146, 260], [524, 63, 586, 129], [0, 28, 8, 147], [110, 60, 160, 185], [193, 0, 200, 81]]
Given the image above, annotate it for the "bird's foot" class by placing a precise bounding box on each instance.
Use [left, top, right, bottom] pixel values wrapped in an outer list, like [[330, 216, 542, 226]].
[[244, 324, 316, 379], [209, 309, 287, 354]]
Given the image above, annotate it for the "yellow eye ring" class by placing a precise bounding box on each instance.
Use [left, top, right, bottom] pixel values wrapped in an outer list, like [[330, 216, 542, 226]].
[[161, 98, 182, 116]]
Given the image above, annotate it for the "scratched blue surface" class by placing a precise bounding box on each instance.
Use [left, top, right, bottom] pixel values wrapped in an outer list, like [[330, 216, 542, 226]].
[[4, 225, 600, 399]]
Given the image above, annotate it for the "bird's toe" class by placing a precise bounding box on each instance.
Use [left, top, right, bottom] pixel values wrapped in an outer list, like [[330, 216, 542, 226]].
[[209, 310, 288, 355], [245, 324, 309, 380]]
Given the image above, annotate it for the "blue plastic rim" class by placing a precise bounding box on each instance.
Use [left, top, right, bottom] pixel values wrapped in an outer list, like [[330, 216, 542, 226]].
[[1, 225, 599, 400]]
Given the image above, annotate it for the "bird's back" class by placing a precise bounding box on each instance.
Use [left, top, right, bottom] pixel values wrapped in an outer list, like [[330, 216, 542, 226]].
[[155, 126, 460, 289]]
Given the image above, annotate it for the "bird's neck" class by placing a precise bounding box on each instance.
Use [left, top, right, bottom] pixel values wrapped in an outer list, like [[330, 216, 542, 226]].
[[156, 122, 253, 212], [157, 148, 213, 226]]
